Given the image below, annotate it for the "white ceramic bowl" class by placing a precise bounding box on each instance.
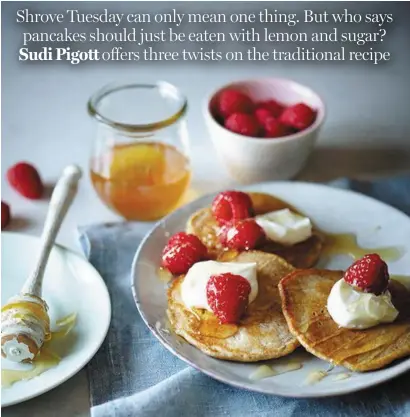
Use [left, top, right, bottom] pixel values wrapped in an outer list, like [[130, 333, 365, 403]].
[[204, 78, 326, 184]]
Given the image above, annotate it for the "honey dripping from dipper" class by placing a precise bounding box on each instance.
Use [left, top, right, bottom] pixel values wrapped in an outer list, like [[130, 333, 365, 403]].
[[1, 311, 77, 387]]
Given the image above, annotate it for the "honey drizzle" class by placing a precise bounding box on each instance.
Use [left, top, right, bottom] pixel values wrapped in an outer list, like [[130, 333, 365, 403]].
[[249, 361, 303, 381], [198, 319, 238, 339], [189, 307, 238, 339], [323, 233, 403, 262], [304, 370, 328, 385], [1, 347, 60, 388], [1, 313, 77, 387], [2, 301, 51, 340], [332, 372, 351, 381], [157, 267, 173, 284], [249, 365, 277, 380]]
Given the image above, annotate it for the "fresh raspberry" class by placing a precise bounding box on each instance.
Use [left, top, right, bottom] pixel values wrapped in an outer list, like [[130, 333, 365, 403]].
[[257, 99, 285, 118], [254, 107, 273, 126], [217, 89, 253, 119], [167, 232, 189, 246], [224, 113, 260, 137], [167, 232, 207, 257], [344, 253, 389, 295], [1, 202, 11, 229], [162, 232, 207, 275], [263, 117, 291, 138], [206, 273, 251, 323], [7, 162, 44, 199], [279, 103, 316, 131], [211, 191, 254, 226], [224, 219, 265, 251]]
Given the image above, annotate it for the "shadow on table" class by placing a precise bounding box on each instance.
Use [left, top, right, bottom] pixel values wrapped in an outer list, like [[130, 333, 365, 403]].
[[297, 146, 410, 182]]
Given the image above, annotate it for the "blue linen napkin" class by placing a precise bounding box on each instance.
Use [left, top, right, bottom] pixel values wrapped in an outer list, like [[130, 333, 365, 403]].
[[79, 175, 410, 417]]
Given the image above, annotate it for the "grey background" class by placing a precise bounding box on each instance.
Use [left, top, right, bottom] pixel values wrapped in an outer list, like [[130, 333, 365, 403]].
[[1, 2, 410, 416]]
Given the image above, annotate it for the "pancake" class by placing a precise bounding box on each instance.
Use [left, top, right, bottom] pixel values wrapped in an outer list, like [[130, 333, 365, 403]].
[[186, 192, 323, 268], [279, 270, 410, 371], [167, 251, 299, 362]]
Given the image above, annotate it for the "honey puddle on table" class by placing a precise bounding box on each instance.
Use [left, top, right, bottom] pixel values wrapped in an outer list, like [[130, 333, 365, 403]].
[[323, 233, 403, 262], [1, 313, 77, 388]]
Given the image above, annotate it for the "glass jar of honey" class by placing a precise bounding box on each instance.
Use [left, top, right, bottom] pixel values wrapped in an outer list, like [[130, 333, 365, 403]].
[[88, 82, 191, 221]]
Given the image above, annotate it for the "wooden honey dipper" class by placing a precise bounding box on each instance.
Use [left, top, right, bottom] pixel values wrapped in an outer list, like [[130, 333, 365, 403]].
[[1, 165, 82, 363]]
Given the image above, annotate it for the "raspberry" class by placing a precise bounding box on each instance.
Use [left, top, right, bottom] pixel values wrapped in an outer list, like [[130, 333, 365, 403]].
[[279, 103, 316, 131], [167, 232, 189, 246], [344, 253, 389, 295], [224, 219, 265, 251], [217, 89, 253, 119], [254, 107, 273, 126], [162, 232, 207, 275], [7, 162, 44, 199], [167, 232, 207, 257], [224, 113, 260, 137], [1, 202, 11, 229], [206, 273, 251, 323], [257, 100, 284, 118], [211, 191, 254, 226], [263, 117, 291, 138]]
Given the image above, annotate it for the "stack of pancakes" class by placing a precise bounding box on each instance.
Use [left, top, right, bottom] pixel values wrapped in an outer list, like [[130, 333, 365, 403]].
[[167, 193, 410, 371]]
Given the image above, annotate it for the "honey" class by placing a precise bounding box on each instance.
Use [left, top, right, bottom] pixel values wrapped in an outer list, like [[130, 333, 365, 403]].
[[90, 142, 191, 221], [53, 313, 77, 338], [1, 313, 77, 387], [249, 365, 277, 380], [198, 318, 238, 339], [323, 233, 403, 262], [1, 347, 60, 388], [1, 300, 51, 341], [157, 267, 173, 284], [304, 369, 328, 385], [332, 372, 351, 381], [249, 361, 303, 381], [190, 308, 238, 339]]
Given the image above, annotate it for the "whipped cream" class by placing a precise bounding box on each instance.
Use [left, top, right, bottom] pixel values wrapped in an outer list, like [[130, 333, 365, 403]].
[[327, 279, 398, 329], [180, 261, 258, 311], [255, 209, 312, 246]]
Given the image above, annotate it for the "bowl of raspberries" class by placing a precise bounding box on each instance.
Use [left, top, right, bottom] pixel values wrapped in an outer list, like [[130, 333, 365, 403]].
[[204, 78, 325, 183]]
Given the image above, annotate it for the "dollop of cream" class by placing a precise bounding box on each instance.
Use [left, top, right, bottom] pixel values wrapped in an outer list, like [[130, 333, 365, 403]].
[[180, 261, 258, 311], [327, 279, 398, 329], [255, 209, 312, 246]]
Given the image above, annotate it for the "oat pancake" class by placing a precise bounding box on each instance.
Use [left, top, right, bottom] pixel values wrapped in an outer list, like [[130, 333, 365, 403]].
[[167, 251, 299, 362], [186, 192, 323, 268], [279, 269, 410, 371]]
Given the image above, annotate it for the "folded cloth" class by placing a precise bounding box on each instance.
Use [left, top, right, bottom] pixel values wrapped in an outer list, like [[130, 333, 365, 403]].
[[79, 175, 410, 417]]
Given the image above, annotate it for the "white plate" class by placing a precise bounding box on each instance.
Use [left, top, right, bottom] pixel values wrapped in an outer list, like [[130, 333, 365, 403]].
[[1, 233, 111, 407], [132, 182, 410, 398]]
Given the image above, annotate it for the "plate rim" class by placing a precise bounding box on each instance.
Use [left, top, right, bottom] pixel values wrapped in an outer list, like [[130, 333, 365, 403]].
[[1, 232, 112, 407], [131, 180, 410, 398]]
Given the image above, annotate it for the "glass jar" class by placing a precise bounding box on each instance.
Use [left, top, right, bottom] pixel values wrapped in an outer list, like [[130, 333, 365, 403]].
[[88, 81, 190, 221]]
